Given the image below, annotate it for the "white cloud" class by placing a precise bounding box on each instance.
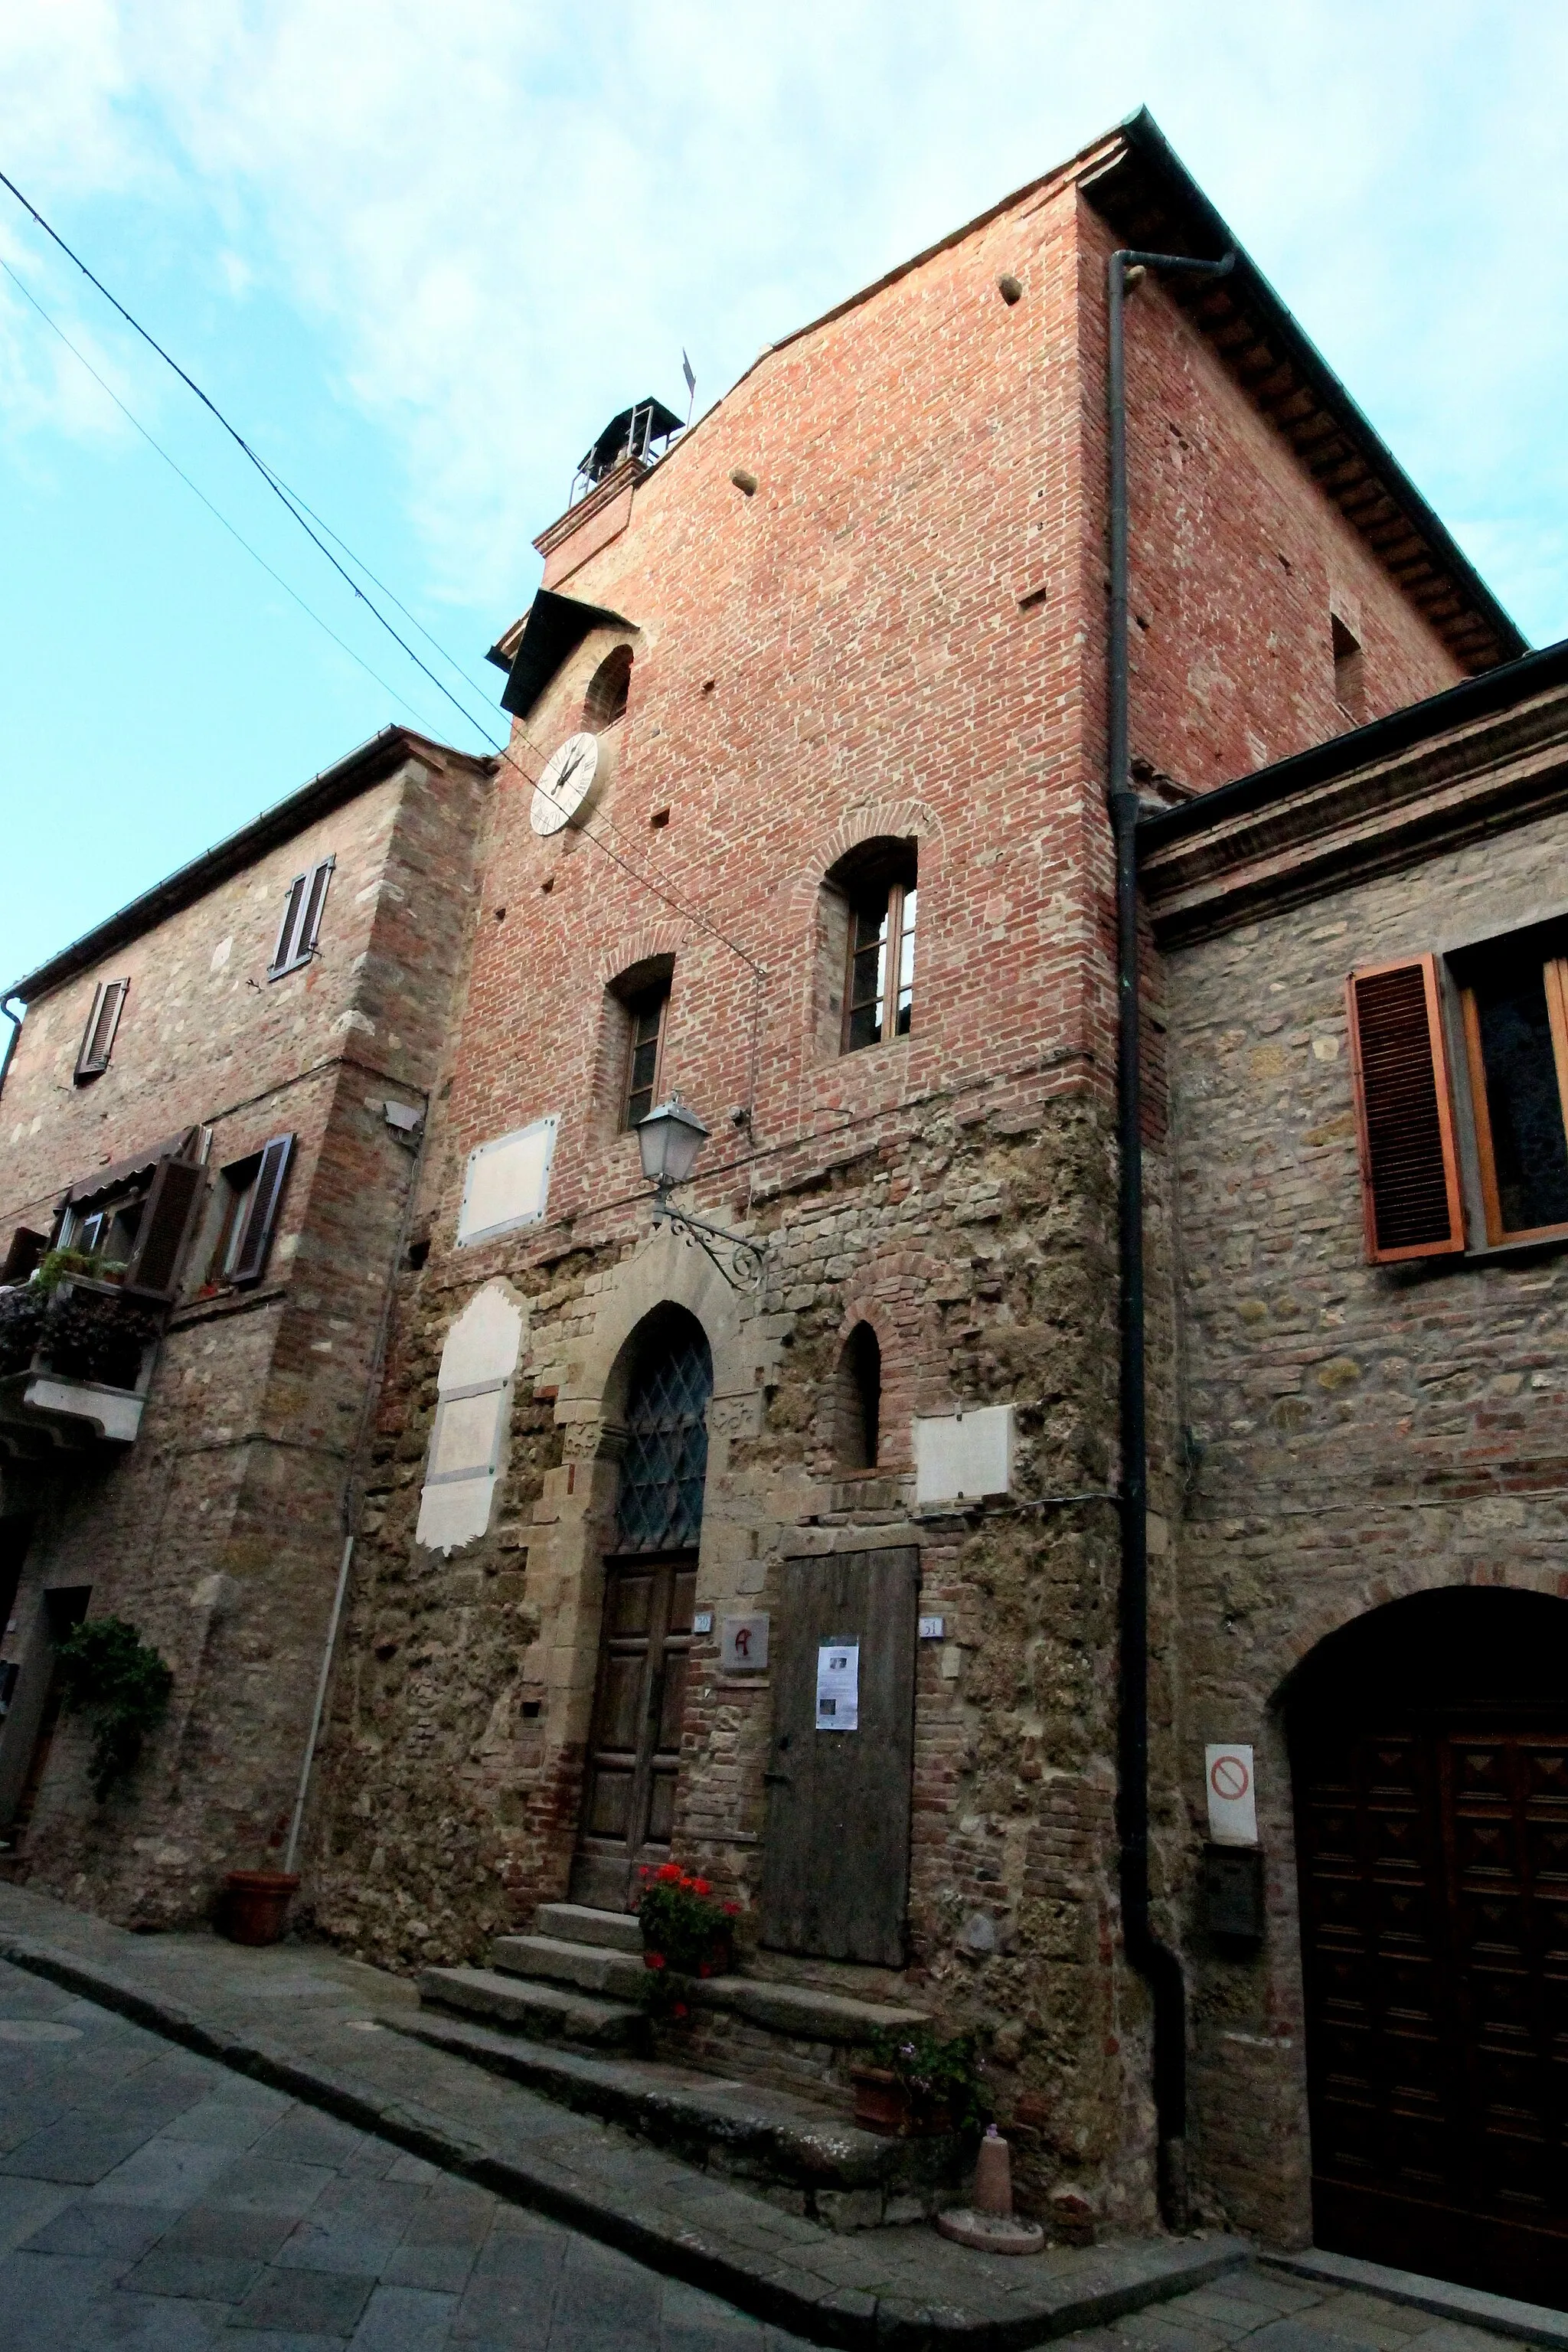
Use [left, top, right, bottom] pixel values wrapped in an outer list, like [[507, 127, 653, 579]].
[[1, 0, 1565, 635]]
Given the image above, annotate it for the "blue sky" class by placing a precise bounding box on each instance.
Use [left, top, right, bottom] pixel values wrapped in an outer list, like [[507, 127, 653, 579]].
[[3, 2, 1567, 991]]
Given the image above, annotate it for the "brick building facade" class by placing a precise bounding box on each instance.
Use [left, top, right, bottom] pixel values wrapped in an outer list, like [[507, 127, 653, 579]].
[[295, 111, 1524, 2240], [6, 106, 1559, 2287], [0, 728, 492, 1925]]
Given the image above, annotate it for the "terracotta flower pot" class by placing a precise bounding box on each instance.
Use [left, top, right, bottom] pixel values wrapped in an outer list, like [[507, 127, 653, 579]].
[[222, 1870, 299, 1946], [851, 2064, 912, 2136]]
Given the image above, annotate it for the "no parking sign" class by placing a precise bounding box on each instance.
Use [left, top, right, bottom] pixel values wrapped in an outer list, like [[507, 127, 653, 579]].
[[1204, 1743, 1258, 1846]]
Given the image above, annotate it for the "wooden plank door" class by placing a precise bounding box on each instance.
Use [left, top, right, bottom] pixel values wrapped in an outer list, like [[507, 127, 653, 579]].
[[1295, 1717, 1568, 2304], [759, 1547, 919, 1968], [570, 1554, 694, 1913]]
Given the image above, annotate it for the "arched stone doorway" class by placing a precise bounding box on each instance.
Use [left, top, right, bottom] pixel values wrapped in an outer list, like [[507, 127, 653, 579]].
[[1288, 1588, 1568, 2303], [569, 1306, 712, 1911]]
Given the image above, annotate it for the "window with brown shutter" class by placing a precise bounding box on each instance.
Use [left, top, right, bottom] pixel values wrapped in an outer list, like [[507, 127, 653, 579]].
[[74, 980, 128, 1081], [1346, 956, 1465, 1263], [1455, 927, 1568, 1245], [122, 1156, 204, 1299], [270, 857, 334, 978], [227, 1134, 294, 1284]]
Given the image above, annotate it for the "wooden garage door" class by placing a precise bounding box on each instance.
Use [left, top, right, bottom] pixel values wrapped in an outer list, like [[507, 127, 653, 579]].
[[1295, 1720, 1568, 2305]]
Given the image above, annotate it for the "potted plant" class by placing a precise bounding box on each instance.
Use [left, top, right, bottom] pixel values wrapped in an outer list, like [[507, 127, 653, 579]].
[[53, 1617, 172, 1802], [636, 1861, 740, 2020], [852, 2023, 991, 2137]]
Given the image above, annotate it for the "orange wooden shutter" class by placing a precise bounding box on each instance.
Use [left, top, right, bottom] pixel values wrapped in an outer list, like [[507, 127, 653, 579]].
[[1346, 955, 1465, 1263]]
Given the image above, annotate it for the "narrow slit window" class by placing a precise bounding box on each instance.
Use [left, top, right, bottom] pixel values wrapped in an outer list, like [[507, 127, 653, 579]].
[[1462, 940, 1568, 1243], [1331, 615, 1366, 725], [834, 1323, 882, 1470]]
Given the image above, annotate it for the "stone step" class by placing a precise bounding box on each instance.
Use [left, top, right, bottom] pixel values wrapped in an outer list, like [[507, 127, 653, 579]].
[[384, 2007, 960, 2231], [491, 1934, 648, 2001], [417, 1965, 644, 2051], [533, 1902, 642, 1954], [488, 1934, 927, 2046], [695, 1975, 929, 2046]]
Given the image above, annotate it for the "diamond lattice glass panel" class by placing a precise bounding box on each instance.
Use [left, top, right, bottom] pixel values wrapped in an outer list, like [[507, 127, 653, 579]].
[[616, 1331, 713, 1550]]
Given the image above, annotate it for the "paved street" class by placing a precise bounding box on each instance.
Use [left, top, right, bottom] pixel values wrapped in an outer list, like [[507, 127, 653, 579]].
[[0, 1955, 808, 2350], [0, 1951, 1541, 2352]]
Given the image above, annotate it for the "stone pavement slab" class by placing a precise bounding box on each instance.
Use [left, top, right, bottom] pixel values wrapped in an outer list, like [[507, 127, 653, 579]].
[[0, 1880, 1249, 2346]]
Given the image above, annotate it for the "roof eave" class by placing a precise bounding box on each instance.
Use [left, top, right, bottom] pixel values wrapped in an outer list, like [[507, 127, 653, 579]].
[[9, 726, 492, 1006]]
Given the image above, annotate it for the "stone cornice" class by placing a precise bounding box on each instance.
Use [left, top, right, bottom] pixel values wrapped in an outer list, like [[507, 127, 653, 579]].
[[1141, 671, 1568, 948]]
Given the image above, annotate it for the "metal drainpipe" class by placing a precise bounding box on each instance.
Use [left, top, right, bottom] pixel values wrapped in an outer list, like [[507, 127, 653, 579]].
[[1106, 241, 1233, 2229], [0, 995, 23, 1106]]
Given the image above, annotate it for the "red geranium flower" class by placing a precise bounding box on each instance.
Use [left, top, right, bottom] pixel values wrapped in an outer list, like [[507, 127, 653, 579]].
[[672, 2001, 688, 2019], [655, 1862, 682, 1882], [693, 1878, 711, 1896], [644, 1952, 666, 1970]]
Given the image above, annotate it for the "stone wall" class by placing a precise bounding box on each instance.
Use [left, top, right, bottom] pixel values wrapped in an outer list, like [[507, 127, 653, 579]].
[[0, 738, 491, 1923], [307, 129, 1484, 2235], [1161, 793, 1568, 2244]]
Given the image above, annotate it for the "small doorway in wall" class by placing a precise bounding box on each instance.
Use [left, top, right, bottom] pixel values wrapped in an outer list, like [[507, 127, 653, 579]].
[[570, 1311, 710, 1913], [0, 1581, 90, 1861], [1289, 1588, 1568, 2306]]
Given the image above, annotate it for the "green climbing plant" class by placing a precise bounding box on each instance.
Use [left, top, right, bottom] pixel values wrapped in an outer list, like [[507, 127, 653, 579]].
[[54, 1618, 172, 1802]]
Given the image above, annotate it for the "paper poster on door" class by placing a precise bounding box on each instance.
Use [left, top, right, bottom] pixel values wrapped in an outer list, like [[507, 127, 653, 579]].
[[815, 1642, 859, 1732]]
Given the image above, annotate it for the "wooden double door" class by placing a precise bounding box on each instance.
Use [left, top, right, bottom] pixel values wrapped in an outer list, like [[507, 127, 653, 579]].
[[1295, 1714, 1568, 2304], [571, 1553, 695, 1913]]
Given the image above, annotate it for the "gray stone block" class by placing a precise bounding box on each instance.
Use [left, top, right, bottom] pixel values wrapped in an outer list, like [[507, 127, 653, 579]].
[[230, 2262, 377, 2336]]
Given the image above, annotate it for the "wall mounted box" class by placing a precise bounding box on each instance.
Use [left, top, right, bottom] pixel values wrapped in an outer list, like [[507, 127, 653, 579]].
[[1203, 1841, 1265, 1942]]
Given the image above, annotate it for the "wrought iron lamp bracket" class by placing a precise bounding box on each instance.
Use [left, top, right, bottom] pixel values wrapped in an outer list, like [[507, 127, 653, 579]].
[[650, 1181, 766, 1293]]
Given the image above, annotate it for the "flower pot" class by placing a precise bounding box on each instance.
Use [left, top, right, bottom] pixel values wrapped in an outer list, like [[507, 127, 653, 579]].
[[851, 2064, 913, 2136], [222, 1870, 299, 1946]]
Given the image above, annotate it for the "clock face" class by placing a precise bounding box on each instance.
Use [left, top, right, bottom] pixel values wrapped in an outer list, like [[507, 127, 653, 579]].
[[531, 731, 599, 836]]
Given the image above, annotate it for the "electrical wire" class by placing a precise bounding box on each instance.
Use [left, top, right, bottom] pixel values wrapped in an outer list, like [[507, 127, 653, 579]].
[[0, 162, 504, 748], [0, 256, 442, 731], [0, 163, 764, 977]]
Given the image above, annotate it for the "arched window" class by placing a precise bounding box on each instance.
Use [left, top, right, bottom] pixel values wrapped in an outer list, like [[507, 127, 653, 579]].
[[821, 838, 917, 1056], [584, 645, 632, 731], [616, 1311, 712, 1550], [833, 1322, 882, 1470], [606, 953, 674, 1132]]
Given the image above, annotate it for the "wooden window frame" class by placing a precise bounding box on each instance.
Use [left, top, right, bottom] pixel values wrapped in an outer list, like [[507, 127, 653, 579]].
[[620, 983, 669, 1134], [1459, 954, 1568, 1247], [74, 979, 128, 1082], [841, 875, 916, 1056], [270, 856, 334, 979]]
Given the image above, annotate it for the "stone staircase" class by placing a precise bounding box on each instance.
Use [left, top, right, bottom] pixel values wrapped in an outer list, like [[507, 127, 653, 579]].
[[393, 1900, 960, 2231]]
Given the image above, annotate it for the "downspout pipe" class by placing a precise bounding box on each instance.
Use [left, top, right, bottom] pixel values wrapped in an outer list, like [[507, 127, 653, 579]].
[[1106, 242, 1233, 2228], [0, 993, 24, 1107]]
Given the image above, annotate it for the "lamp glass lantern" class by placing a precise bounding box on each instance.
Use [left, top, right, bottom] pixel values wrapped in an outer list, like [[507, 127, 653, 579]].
[[636, 1095, 710, 1190]]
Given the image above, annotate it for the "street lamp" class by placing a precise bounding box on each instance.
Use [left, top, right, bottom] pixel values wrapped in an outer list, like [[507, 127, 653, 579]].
[[635, 1094, 765, 1292]]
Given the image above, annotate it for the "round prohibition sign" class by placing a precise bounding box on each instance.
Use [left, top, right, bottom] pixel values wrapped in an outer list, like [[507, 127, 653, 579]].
[[1209, 1753, 1250, 1803]]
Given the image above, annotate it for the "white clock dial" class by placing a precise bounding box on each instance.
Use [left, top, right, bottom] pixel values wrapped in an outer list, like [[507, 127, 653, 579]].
[[531, 731, 599, 836]]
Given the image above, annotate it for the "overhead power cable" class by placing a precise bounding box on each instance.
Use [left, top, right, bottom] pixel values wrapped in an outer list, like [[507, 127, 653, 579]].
[[0, 256, 439, 730], [0, 162, 501, 747], [0, 164, 763, 978]]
